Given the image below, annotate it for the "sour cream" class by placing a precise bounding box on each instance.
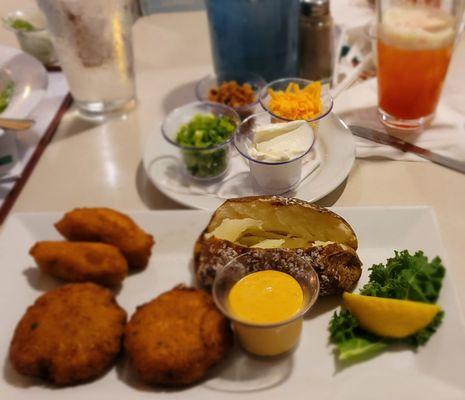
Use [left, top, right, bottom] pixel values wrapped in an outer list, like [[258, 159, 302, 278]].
[[248, 120, 313, 162]]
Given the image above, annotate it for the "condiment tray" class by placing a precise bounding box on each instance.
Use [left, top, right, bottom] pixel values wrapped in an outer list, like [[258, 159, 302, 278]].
[[143, 112, 355, 210]]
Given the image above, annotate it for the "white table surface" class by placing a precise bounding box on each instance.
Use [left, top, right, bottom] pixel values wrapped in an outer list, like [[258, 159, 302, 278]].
[[1, 0, 465, 314]]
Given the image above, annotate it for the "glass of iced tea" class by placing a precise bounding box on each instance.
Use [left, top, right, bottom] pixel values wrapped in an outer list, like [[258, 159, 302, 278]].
[[376, 0, 464, 131]]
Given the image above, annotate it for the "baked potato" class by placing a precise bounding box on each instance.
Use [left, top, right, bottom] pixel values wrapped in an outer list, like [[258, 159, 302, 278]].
[[193, 196, 362, 296]]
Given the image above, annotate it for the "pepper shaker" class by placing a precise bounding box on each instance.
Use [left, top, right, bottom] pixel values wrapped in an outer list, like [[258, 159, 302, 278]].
[[299, 0, 334, 83]]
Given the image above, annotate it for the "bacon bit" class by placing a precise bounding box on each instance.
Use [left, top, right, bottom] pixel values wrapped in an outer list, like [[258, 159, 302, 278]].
[[208, 81, 256, 108], [268, 81, 323, 121]]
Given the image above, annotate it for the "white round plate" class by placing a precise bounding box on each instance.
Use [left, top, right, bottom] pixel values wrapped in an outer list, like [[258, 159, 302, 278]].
[[143, 112, 355, 211], [0, 44, 48, 119]]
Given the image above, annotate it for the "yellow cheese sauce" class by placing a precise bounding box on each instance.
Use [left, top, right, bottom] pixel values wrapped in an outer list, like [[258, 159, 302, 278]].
[[227, 270, 305, 356], [228, 270, 303, 324]]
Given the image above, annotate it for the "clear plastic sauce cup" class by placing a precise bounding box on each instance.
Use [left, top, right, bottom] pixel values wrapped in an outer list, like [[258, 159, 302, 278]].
[[213, 251, 320, 356], [234, 112, 315, 194]]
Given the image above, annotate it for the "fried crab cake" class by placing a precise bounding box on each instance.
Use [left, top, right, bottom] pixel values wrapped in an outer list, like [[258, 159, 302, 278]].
[[30, 241, 128, 287], [124, 286, 232, 386], [55, 207, 155, 270], [9, 283, 127, 386]]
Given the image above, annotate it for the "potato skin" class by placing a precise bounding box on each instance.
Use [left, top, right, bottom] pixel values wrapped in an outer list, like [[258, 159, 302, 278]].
[[30, 241, 128, 287], [9, 283, 127, 386], [194, 196, 362, 295], [124, 286, 232, 386], [196, 237, 362, 295], [55, 207, 155, 270]]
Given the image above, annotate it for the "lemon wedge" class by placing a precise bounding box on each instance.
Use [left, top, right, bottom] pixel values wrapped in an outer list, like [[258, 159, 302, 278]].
[[343, 292, 441, 338]]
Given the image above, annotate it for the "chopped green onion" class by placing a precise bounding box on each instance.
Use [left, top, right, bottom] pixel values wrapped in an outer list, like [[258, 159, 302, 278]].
[[175, 113, 236, 178]]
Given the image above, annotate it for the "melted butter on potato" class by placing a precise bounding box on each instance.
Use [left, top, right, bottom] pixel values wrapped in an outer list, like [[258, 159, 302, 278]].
[[206, 218, 345, 250], [251, 239, 286, 249], [205, 218, 262, 242]]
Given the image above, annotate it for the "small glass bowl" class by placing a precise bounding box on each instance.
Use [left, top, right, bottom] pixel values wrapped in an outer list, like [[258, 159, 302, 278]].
[[2, 10, 57, 67], [213, 251, 319, 357], [259, 77, 333, 127], [161, 101, 241, 181], [234, 112, 315, 194], [196, 72, 267, 120]]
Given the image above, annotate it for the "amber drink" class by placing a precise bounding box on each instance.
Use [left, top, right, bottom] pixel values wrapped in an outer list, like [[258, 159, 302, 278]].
[[377, 1, 462, 130]]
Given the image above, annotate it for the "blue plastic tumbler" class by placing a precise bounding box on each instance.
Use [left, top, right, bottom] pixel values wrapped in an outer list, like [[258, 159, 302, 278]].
[[205, 0, 299, 82]]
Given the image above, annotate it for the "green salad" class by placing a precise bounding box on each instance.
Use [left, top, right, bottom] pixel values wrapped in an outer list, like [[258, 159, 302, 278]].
[[175, 113, 236, 179], [0, 81, 14, 113], [329, 250, 445, 362]]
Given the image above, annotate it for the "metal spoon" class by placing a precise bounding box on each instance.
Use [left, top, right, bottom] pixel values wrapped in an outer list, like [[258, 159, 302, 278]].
[[0, 118, 35, 131]]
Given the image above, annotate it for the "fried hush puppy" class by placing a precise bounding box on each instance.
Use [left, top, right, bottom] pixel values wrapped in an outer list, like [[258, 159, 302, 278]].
[[124, 286, 232, 386], [55, 207, 155, 270], [30, 241, 128, 287], [9, 283, 127, 386]]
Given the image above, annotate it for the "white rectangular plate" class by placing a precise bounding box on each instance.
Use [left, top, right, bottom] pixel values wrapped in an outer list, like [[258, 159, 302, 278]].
[[1, 207, 465, 400]]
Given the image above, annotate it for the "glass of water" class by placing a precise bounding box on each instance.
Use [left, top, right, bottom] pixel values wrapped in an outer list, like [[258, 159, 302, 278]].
[[38, 0, 136, 118]]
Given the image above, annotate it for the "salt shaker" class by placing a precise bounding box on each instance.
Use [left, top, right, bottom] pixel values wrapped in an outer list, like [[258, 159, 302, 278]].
[[299, 0, 334, 83]]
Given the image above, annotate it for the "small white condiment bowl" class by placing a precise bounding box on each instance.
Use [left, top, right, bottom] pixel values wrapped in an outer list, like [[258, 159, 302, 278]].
[[233, 112, 315, 194]]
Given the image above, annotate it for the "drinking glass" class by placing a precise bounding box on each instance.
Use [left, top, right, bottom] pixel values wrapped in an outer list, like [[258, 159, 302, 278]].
[[205, 0, 299, 82], [376, 0, 465, 131], [37, 0, 136, 118]]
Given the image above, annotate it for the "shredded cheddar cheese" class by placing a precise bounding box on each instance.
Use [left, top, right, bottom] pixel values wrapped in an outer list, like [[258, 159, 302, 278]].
[[268, 81, 323, 121]]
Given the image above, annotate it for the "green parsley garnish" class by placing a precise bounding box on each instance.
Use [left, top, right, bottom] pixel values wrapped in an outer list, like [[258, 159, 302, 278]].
[[329, 250, 445, 362]]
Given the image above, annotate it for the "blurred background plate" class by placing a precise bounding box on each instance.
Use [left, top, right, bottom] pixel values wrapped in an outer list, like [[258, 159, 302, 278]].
[[0, 44, 48, 120]]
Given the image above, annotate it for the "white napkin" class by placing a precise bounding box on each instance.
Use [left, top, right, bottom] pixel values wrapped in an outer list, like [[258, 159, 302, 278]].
[[0, 72, 69, 205], [331, 0, 374, 32], [334, 78, 465, 162], [147, 149, 321, 199]]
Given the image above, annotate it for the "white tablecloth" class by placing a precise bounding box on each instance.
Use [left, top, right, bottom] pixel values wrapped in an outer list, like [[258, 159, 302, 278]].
[[334, 78, 465, 162]]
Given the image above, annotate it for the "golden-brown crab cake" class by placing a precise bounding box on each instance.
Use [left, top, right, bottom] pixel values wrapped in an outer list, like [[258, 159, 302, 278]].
[[124, 286, 232, 386], [9, 283, 127, 386], [55, 207, 155, 269], [30, 241, 128, 287]]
